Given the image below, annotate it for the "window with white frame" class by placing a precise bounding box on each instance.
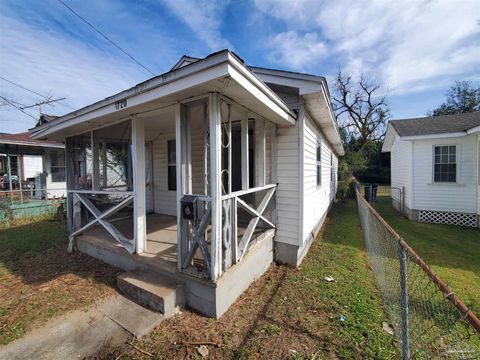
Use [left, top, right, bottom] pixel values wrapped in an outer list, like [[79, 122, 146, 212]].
[[167, 140, 176, 191], [316, 139, 322, 186], [50, 150, 66, 183], [433, 145, 457, 183], [330, 153, 333, 182]]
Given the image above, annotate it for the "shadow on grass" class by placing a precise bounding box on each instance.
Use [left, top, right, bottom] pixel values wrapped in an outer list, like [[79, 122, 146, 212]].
[[0, 219, 119, 287]]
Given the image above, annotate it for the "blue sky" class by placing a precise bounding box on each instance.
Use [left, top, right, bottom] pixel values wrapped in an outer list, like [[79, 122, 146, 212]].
[[1, 0, 479, 134]]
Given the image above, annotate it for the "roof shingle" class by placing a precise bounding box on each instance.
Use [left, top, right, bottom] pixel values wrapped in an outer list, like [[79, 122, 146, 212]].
[[389, 112, 480, 137]]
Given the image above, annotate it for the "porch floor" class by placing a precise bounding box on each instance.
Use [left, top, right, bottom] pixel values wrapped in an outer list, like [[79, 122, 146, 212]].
[[78, 213, 181, 267]]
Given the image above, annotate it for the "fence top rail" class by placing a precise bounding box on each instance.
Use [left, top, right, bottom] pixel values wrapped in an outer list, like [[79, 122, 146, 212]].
[[221, 183, 277, 200], [68, 190, 134, 196], [355, 184, 480, 333]]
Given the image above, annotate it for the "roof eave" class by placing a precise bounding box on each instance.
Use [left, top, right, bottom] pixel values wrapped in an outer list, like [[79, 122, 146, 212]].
[[31, 50, 296, 140]]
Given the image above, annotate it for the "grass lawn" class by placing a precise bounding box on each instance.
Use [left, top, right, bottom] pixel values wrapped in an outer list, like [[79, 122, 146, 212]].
[[373, 195, 480, 315], [107, 200, 399, 359], [0, 217, 120, 345]]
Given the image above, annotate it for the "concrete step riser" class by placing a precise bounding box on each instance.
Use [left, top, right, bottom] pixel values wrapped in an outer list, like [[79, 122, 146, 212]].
[[117, 270, 185, 318]]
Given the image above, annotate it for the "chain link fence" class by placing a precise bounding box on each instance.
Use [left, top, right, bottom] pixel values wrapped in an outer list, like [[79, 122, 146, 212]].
[[355, 186, 480, 359], [0, 188, 66, 221]]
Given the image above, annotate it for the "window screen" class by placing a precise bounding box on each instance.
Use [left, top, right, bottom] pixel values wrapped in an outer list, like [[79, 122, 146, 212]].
[[434, 145, 456, 183], [167, 140, 176, 191], [316, 139, 321, 186], [50, 151, 66, 183]]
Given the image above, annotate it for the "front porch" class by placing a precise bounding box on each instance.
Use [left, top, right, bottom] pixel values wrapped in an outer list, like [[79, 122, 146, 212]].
[[63, 91, 283, 317]]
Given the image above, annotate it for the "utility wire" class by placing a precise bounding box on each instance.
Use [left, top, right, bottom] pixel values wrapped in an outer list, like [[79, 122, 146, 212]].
[[0, 76, 45, 98], [0, 95, 37, 120], [0, 76, 75, 110], [57, 0, 156, 76]]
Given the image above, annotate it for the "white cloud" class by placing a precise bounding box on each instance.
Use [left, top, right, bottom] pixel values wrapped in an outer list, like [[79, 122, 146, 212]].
[[254, 0, 480, 94], [160, 0, 231, 51], [0, 14, 146, 133], [267, 31, 327, 70]]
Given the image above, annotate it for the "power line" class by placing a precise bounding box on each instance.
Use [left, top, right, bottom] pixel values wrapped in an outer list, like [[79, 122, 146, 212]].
[[0, 76, 75, 110], [0, 76, 45, 98], [0, 95, 37, 120], [57, 0, 156, 76]]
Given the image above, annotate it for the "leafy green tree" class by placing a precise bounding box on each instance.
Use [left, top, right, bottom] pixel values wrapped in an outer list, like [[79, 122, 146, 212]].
[[430, 81, 480, 116]]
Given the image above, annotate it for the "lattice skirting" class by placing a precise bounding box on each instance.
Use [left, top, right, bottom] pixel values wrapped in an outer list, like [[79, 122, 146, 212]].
[[419, 210, 478, 227]]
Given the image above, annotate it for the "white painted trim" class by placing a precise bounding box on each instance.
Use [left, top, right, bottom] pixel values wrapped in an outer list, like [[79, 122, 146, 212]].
[[467, 125, 480, 135], [0, 140, 64, 149], [132, 115, 147, 254], [298, 101, 305, 246], [431, 143, 460, 184], [32, 51, 296, 139], [401, 132, 466, 141], [209, 93, 222, 280], [241, 112, 249, 190]]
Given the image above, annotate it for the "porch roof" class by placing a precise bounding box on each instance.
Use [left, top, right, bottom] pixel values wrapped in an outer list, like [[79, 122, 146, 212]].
[[30, 50, 297, 141]]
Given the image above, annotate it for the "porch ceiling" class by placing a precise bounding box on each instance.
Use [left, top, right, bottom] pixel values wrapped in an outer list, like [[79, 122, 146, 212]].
[[31, 51, 297, 142]]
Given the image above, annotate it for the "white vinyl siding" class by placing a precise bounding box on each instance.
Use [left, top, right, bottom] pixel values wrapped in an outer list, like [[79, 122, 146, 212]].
[[275, 122, 300, 245], [390, 136, 413, 208], [412, 134, 477, 213], [22, 155, 42, 179], [303, 115, 338, 244]]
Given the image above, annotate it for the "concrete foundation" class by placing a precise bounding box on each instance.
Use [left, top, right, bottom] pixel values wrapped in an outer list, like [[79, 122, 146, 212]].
[[76, 228, 275, 318], [391, 198, 419, 221], [274, 204, 329, 267]]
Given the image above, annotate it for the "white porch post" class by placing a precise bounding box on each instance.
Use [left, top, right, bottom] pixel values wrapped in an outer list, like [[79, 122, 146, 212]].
[[175, 103, 189, 271], [241, 112, 249, 190], [256, 118, 266, 187], [209, 93, 222, 280], [132, 115, 147, 253], [91, 130, 100, 190]]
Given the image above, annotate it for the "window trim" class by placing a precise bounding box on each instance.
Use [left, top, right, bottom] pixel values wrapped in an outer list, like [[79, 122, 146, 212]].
[[167, 139, 176, 191], [49, 150, 66, 183], [432, 144, 458, 184], [316, 138, 322, 187]]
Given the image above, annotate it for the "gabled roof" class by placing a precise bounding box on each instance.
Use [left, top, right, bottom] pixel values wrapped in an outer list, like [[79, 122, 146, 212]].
[[389, 112, 480, 137], [382, 112, 480, 152]]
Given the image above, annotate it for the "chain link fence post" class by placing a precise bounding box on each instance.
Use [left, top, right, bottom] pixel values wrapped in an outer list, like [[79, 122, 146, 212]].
[[399, 245, 410, 359]]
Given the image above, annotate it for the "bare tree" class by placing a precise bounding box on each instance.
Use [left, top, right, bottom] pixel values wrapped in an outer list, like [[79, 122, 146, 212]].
[[333, 70, 390, 150]]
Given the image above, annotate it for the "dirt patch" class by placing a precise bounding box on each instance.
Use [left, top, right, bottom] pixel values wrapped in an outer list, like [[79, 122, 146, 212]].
[[0, 219, 121, 345]]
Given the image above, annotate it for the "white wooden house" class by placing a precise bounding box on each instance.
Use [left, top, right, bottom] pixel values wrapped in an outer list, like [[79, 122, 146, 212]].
[[31, 50, 344, 318], [382, 112, 480, 228], [0, 132, 66, 198]]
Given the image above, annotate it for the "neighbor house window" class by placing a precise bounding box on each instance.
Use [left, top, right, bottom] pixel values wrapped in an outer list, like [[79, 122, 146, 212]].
[[434, 145, 457, 183], [167, 140, 176, 191], [50, 150, 66, 183], [316, 139, 322, 186]]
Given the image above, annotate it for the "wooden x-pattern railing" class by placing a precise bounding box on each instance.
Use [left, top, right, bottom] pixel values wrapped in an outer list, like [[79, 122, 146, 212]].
[[181, 206, 212, 275], [222, 184, 277, 266], [68, 191, 134, 253]]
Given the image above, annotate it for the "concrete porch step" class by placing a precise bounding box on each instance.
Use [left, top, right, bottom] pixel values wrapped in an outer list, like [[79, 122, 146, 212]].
[[117, 270, 185, 318]]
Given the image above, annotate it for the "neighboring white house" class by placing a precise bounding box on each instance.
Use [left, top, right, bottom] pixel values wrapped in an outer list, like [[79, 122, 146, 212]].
[[0, 132, 66, 198], [382, 112, 480, 228], [31, 50, 344, 318]]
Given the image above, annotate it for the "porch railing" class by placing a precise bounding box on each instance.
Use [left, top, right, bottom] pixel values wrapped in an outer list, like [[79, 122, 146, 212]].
[[220, 184, 277, 273], [67, 190, 134, 253]]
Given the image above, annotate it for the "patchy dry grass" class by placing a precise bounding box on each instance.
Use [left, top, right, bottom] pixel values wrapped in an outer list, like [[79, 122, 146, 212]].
[[105, 200, 398, 359], [0, 218, 120, 345]]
